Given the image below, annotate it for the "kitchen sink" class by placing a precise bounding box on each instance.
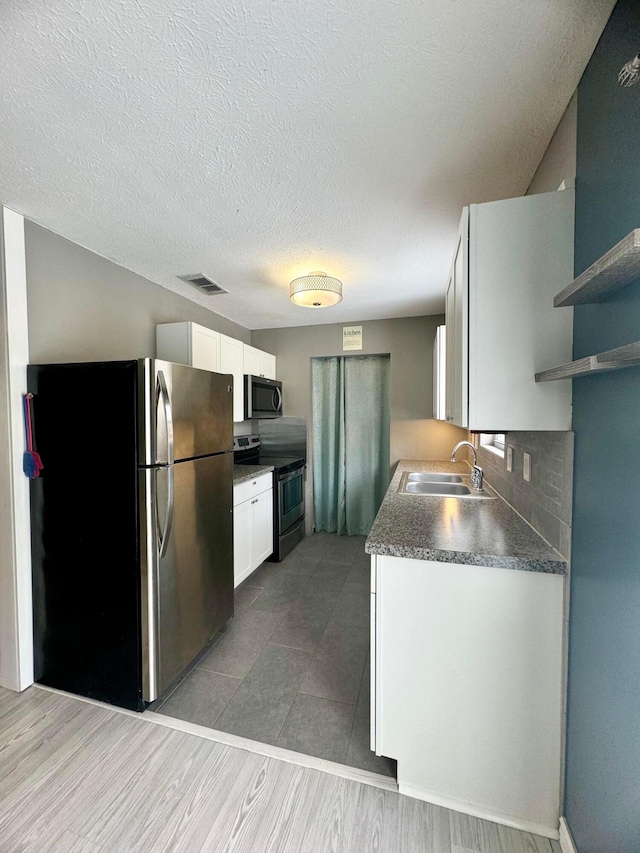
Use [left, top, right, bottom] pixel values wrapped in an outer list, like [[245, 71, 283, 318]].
[[407, 472, 463, 484], [405, 482, 470, 495], [398, 472, 497, 499]]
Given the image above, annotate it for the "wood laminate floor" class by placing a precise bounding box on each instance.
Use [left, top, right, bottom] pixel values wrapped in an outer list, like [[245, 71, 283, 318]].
[[0, 684, 561, 852]]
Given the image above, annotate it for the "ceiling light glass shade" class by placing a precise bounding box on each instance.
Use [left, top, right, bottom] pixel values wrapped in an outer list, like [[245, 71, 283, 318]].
[[290, 271, 343, 307]]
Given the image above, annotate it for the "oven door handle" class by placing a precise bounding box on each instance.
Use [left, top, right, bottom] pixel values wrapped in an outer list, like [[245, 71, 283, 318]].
[[278, 466, 304, 485]]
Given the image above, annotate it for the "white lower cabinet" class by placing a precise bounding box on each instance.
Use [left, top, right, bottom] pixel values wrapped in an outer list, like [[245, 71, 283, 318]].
[[233, 473, 273, 587], [370, 554, 564, 839]]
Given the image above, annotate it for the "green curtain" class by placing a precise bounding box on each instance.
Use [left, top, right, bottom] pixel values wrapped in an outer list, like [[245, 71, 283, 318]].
[[311, 355, 390, 536]]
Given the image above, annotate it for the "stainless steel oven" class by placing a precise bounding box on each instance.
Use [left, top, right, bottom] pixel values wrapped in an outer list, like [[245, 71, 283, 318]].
[[277, 465, 304, 534]]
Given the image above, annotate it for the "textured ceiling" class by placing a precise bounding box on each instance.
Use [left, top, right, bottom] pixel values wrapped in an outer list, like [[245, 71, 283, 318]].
[[0, 0, 615, 329]]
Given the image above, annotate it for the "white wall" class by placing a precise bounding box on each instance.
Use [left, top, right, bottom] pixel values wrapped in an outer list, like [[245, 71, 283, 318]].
[[0, 208, 33, 691], [25, 220, 250, 363]]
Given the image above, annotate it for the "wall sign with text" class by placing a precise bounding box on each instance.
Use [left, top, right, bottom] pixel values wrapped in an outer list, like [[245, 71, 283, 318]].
[[343, 326, 363, 351]]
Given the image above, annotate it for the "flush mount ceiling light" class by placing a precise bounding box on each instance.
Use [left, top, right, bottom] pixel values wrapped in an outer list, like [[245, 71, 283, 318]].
[[290, 271, 343, 308]]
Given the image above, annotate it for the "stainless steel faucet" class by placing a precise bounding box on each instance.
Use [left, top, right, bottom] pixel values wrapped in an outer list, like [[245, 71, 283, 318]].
[[450, 440, 484, 492]]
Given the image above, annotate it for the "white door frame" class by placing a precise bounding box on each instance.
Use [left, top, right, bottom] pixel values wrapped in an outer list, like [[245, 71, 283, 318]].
[[0, 206, 34, 691]]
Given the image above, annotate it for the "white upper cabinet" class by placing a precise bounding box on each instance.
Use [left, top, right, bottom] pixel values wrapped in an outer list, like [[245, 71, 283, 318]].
[[191, 324, 221, 372], [156, 321, 220, 372], [432, 325, 447, 420], [243, 345, 276, 380], [445, 189, 574, 431], [243, 345, 261, 377], [445, 208, 468, 426], [157, 322, 277, 423], [220, 334, 245, 422]]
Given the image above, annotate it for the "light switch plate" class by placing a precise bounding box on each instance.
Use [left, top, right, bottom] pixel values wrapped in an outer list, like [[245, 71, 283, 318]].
[[523, 451, 532, 482], [506, 445, 514, 473]]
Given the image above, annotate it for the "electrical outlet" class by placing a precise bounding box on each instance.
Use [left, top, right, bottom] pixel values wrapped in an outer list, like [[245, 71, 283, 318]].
[[523, 451, 532, 482], [506, 445, 514, 473]]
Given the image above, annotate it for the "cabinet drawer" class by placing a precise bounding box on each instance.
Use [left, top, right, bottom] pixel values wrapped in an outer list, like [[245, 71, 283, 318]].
[[233, 472, 273, 507]]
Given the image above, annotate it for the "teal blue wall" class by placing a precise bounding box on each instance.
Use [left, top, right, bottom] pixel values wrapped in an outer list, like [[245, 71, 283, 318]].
[[566, 2, 640, 850]]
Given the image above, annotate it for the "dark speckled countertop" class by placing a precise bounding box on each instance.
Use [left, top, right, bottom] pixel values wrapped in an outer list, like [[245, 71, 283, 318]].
[[233, 464, 274, 486], [366, 460, 567, 575]]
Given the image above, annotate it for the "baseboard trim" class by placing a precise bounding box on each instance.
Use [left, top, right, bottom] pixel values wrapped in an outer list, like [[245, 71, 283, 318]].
[[559, 817, 579, 853], [398, 781, 560, 841]]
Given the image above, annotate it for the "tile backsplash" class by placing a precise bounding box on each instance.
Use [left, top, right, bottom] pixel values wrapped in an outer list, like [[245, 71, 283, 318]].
[[475, 431, 574, 559]]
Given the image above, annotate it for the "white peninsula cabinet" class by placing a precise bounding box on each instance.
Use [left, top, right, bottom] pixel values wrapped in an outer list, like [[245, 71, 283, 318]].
[[370, 554, 564, 839], [156, 322, 276, 422], [233, 473, 273, 587], [445, 188, 574, 431]]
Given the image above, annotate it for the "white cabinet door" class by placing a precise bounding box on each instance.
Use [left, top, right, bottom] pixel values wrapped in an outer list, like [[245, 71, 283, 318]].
[[375, 554, 564, 835], [233, 479, 273, 587], [260, 351, 276, 380], [444, 209, 468, 428], [220, 335, 245, 422], [468, 190, 573, 431], [252, 488, 273, 566], [243, 345, 262, 377], [445, 274, 455, 424], [191, 325, 220, 372], [156, 321, 220, 372], [244, 345, 276, 379], [444, 190, 573, 431], [233, 498, 253, 587], [433, 325, 446, 421]]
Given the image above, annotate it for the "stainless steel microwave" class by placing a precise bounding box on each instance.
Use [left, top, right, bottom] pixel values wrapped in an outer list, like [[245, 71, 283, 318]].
[[244, 375, 283, 419]]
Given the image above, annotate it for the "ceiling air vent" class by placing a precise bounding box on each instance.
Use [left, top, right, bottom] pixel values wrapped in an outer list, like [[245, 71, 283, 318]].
[[178, 273, 228, 295]]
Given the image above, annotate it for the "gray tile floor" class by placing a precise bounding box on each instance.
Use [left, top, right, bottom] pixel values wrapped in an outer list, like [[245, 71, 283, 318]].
[[155, 532, 396, 777]]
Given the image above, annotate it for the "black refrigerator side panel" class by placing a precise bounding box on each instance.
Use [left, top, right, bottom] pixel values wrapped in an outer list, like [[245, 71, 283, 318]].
[[29, 361, 143, 710]]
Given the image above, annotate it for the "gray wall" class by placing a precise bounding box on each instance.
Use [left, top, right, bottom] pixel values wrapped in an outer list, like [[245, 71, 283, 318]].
[[477, 433, 573, 559], [25, 220, 250, 363], [526, 92, 577, 196], [252, 316, 468, 532]]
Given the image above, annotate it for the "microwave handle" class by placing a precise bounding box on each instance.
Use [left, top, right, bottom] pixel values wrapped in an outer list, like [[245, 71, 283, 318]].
[[273, 386, 282, 412], [244, 375, 252, 419]]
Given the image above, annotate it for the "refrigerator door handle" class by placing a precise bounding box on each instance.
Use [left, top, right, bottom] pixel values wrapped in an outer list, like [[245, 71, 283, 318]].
[[156, 369, 175, 558], [158, 465, 175, 558], [156, 369, 175, 465]]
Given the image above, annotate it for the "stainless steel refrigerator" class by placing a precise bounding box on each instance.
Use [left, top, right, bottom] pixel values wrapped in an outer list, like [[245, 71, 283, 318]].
[[29, 359, 234, 710]]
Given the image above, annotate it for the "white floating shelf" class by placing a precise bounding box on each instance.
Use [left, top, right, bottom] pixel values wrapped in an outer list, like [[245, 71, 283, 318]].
[[535, 341, 640, 382], [554, 229, 640, 307]]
